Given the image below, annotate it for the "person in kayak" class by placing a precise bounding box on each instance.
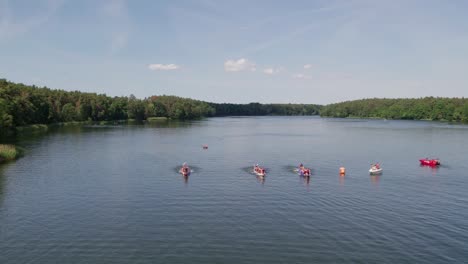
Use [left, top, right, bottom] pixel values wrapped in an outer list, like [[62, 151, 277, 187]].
[[298, 163, 305, 173], [180, 163, 190, 176]]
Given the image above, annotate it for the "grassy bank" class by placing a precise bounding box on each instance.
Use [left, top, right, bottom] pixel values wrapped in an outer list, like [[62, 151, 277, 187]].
[[0, 144, 22, 163], [147, 117, 169, 121], [15, 124, 49, 133]]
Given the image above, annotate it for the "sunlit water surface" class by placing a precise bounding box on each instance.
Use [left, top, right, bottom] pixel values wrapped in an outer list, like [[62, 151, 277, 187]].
[[1, 117, 467, 263]]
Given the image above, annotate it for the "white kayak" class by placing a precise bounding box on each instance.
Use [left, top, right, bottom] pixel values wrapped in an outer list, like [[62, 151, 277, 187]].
[[369, 168, 383, 174], [254, 171, 266, 177]]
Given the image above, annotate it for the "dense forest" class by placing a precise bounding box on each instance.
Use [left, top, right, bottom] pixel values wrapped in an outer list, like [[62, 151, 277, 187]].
[[211, 103, 320, 116], [3, 79, 467, 131], [320, 98, 468, 122], [0, 79, 321, 130]]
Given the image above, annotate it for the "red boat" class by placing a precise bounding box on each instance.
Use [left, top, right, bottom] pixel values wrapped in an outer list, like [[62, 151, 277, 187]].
[[419, 158, 440, 167]]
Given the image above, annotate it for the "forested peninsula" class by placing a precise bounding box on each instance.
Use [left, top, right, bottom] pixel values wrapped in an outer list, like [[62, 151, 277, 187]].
[[0, 79, 321, 130], [320, 98, 468, 122]]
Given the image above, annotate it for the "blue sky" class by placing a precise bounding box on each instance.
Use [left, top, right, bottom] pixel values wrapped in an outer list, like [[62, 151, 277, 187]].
[[1, 0, 468, 104]]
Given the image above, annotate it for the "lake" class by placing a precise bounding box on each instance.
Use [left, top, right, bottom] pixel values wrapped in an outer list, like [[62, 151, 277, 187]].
[[1, 117, 468, 263]]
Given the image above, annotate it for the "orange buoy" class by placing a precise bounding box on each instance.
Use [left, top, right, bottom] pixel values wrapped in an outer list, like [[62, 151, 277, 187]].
[[339, 167, 346, 175]]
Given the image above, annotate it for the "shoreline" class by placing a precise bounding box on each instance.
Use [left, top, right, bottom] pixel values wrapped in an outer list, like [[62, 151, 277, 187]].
[[320, 115, 468, 124], [11, 114, 468, 134]]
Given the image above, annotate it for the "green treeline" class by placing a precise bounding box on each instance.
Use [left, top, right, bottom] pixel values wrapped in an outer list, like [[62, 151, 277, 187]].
[[320, 97, 468, 122], [211, 103, 321, 116], [0, 79, 320, 130], [0, 79, 215, 129]]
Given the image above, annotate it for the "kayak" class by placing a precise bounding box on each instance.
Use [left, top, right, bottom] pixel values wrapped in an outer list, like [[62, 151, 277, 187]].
[[255, 171, 266, 177], [179, 167, 191, 176], [253, 166, 266, 177], [298, 168, 311, 177], [419, 159, 440, 166], [369, 167, 383, 174]]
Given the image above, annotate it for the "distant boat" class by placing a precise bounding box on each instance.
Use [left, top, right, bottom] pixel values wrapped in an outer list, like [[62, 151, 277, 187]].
[[179, 163, 191, 176], [295, 164, 311, 177], [369, 167, 383, 174], [369, 164, 382, 175], [419, 158, 440, 167], [253, 165, 266, 177]]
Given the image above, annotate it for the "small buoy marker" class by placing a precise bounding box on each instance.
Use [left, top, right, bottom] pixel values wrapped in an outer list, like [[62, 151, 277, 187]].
[[202, 145, 208, 149], [339, 167, 346, 175]]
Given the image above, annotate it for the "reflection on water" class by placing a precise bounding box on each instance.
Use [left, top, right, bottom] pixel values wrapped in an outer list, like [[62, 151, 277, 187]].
[[0, 165, 7, 206], [420, 165, 440, 175], [300, 175, 310, 192], [370, 175, 381, 185], [301, 175, 310, 186], [339, 174, 345, 186], [256, 175, 265, 184]]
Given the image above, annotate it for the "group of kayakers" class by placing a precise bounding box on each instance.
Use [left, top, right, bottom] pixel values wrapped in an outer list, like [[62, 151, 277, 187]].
[[252, 163, 311, 177], [179, 158, 441, 177]]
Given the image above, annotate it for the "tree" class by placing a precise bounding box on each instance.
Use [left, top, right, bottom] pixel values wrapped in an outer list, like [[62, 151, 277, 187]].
[[127, 95, 146, 121], [61, 103, 77, 122]]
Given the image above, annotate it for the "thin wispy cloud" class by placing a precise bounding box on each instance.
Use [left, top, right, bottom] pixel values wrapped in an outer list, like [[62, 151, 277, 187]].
[[303, 64, 312, 69], [148, 64, 180, 71], [224, 58, 256, 72], [101, 0, 130, 53], [102, 0, 126, 17], [0, 0, 64, 41], [292, 73, 310, 79], [263, 67, 283, 75], [110, 32, 128, 53], [239, 3, 353, 55]]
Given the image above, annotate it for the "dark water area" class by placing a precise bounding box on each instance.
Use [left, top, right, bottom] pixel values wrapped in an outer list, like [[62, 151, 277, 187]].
[[1, 117, 468, 263]]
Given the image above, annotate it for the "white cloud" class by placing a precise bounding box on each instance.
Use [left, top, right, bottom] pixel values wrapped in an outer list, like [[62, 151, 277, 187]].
[[263, 67, 282, 75], [148, 64, 180, 71], [292, 73, 310, 79], [224, 58, 256, 72], [303, 64, 312, 69]]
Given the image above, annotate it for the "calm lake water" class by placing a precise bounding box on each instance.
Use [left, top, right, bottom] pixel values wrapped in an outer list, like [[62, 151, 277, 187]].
[[1, 117, 468, 263]]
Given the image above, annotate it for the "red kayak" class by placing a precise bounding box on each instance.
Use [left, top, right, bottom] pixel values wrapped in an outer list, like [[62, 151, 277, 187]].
[[419, 159, 440, 167]]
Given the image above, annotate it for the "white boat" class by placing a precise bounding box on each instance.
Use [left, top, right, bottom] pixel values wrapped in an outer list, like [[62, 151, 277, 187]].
[[253, 165, 266, 177], [255, 171, 266, 177], [369, 167, 383, 174]]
